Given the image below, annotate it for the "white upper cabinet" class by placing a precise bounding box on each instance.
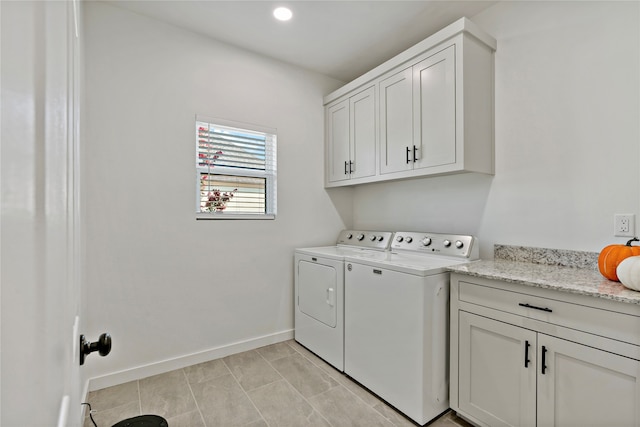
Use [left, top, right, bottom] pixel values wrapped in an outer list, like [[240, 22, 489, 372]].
[[379, 66, 413, 174], [324, 18, 496, 188], [326, 99, 350, 183], [326, 85, 376, 183], [349, 86, 376, 180], [412, 45, 456, 171]]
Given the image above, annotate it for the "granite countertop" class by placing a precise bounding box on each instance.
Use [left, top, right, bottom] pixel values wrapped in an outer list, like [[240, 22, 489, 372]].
[[446, 245, 640, 306]]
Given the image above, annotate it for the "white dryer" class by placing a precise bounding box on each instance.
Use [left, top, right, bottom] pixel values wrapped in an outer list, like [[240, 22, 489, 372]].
[[294, 230, 392, 371]]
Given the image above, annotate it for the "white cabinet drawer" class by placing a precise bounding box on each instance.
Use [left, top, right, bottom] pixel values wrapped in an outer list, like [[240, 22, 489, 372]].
[[459, 280, 640, 346]]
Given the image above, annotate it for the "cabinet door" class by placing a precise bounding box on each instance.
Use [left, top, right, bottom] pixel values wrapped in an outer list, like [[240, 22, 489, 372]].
[[326, 100, 350, 182], [537, 334, 640, 427], [379, 66, 413, 174], [458, 312, 537, 427], [350, 86, 376, 179], [413, 45, 456, 170]]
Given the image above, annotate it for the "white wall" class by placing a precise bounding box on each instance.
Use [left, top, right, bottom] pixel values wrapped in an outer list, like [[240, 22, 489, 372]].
[[82, 2, 351, 384], [353, 1, 640, 258], [83, 0, 639, 386]]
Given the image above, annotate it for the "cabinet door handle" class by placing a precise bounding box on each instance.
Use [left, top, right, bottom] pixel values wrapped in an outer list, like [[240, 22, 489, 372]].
[[413, 145, 418, 162], [524, 340, 530, 368], [344, 161, 349, 175], [541, 345, 547, 375], [519, 303, 553, 313], [349, 161, 354, 174], [406, 146, 411, 164]]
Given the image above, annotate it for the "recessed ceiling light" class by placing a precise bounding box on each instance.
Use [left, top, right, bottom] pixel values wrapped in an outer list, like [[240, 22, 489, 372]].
[[273, 7, 292, 21]]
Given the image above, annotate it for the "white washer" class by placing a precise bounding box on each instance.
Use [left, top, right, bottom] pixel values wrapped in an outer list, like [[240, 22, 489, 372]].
[[344, 232, 478, 425], [294, 230, 392, 371]]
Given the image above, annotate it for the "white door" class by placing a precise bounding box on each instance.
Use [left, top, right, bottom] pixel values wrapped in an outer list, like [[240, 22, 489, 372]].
[[349, 86, 376, 180], [379, 66, 413, 174], [294, 254, 344, 371], [1, 1, 83, 425], [537, 334, 640, 427], [297, 261, 338, 328], [326, 100, 350, 182], [413, 45, 456, 170], [458, 312, 537, 427]]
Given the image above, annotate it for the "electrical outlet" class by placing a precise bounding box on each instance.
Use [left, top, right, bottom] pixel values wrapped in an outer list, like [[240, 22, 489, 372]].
[[614, 214, 635, 237]]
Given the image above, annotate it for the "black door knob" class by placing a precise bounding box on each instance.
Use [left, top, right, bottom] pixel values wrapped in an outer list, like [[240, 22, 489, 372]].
[[80, 333, 112, 365]]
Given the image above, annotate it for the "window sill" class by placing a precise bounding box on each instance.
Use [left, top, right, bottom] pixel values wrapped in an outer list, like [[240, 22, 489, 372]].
[[196, 213, 276, 220]]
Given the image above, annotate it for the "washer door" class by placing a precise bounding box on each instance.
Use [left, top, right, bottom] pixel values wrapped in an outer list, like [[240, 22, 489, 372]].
[[298, 260, 337, 328]]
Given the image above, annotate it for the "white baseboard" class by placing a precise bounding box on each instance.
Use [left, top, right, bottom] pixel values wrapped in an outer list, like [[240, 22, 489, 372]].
[[87, 329, 294, 392], [80, 380, 91, 419]]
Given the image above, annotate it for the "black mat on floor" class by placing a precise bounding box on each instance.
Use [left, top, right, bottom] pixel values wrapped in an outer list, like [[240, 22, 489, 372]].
[[111, 415, 168, 427]]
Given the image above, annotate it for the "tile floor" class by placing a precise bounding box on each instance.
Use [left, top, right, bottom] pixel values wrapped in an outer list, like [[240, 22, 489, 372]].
[[84, 340, 473, 427]]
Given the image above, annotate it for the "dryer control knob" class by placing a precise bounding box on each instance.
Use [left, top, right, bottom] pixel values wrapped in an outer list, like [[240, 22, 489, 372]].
[[357, 234, 365, 241], [405, 237, 413, 243], [455, 240, 464, 249], [370, 235, 377, 241], [443, 239, 452, 247], [346, 233, 353, 239], [396, 236, 404, 242], [377, 236, 384, 241], [421, 238, 432, 246]]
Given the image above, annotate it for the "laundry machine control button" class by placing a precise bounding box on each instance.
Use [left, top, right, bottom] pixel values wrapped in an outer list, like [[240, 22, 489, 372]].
[[396, 236, 404, 242], [455, 240, 464, 249], [405, 237, 413, 243], [421, 238, 432, 246], [357, 234, 365, 241], [443, 239, 452, 247]]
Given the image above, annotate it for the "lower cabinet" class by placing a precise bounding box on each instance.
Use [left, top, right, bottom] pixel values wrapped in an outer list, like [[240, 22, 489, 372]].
[[458, 312, 640, 427], [538, 334, 639, 427], [458, 312, 536, 427], [451, 274, 640, 427]]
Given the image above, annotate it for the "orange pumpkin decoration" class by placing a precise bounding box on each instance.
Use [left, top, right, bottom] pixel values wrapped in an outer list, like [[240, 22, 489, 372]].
[[598, 237, 640, 281]]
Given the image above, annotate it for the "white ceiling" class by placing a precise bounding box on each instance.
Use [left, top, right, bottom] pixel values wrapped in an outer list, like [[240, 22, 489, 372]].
[[105, 0, 497, 82]]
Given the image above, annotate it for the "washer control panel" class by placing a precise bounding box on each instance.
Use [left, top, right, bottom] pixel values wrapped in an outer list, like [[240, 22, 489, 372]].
[[337, 230, 393, 250], [391, 232, 477, 258]]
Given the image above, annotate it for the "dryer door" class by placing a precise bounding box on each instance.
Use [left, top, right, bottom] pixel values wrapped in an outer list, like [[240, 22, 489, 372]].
[[298, 260, 337, 327]]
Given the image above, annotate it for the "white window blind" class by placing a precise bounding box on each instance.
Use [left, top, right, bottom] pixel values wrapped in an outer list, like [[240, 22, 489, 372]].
[[196, 117, 277, 218]]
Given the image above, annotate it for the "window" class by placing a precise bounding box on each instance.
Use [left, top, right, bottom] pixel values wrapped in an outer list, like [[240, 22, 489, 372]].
[[196, 116, 277, 218]]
